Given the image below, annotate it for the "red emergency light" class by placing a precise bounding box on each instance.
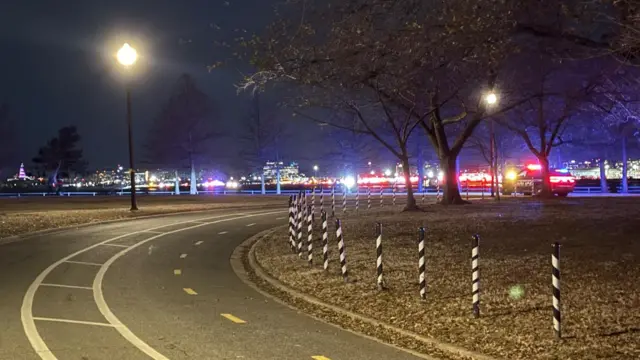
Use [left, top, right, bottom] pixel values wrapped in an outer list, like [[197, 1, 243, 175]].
[[526, 164, 542, 171]]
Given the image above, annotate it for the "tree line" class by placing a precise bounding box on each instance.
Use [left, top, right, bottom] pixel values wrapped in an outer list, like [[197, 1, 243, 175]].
[[232, 0, 640, 207]]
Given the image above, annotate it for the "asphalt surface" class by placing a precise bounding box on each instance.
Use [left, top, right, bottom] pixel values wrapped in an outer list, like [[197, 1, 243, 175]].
[[0, 206, 423, 360]]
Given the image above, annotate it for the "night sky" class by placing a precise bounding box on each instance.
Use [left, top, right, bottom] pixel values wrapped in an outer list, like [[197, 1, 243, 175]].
[[0, 0, 286, 170], [2, 1, 634, 176]]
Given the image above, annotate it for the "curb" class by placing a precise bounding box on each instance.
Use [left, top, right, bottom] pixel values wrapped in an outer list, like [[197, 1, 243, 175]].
[[232, 226, 501, 360], [0, 203, 281, 246]]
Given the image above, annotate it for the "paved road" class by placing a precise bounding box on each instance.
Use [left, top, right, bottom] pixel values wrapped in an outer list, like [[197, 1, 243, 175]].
[[0, 207, 422, 360]]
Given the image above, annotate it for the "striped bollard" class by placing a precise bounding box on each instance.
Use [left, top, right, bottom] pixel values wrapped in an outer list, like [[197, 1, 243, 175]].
[[342, 189, 347, 214], [291, 200, 298, 253], [336, 219, 348, 282], [418, 227, 426, 300], [380, 189, 384, 207], [320, 192, 324, 214], [307, 206, 313, 266], [297, 204, 304, 258], [355, 191, 359, 212], [392, 183, 397, 206], [552, 242, 561, 339], [422, 190, 425, 204], [288, 196, 294, 248], [312, 188, 316, 216], [331, 188, 336, 218], [376, 223, 383, 290], [367, 188, 371, 210], [436, 182, 441, 203], [322, 210, 328, 271], [472, 234, 480, 318]]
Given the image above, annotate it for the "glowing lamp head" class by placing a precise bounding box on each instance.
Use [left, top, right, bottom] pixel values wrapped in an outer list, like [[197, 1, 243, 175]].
[[384, 169, 392, 177], [313, 165, 319, 171], [506, 171, 517, 180], [485, 92, 497, 105], [117, 43, 138, 66]]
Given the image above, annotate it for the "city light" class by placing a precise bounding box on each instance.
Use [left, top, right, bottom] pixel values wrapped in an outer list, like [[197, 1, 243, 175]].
[[117, 43, 138, 66], [384, 169, 392, 176], [506, 171, 517, 180], [370, 170, 375, 175], [427, 170, 434, 178], [313, 165, 319, 171]]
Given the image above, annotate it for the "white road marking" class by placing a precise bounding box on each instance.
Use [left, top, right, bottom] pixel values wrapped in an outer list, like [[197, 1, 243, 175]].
[[275, 217, 286, 220], [33, 317, 118, 327], [218, 231, 228, 235], [92, 210, 284, 360], [194, 241, 204, 246], [40, 283, 92, 290], [101, 243, 129, 248], [64, 260, 102, 266], [142, 230, 164, 234], [180, 254, 188, 259], [246, 223, 256, 227], [21, 211, 258, 360]]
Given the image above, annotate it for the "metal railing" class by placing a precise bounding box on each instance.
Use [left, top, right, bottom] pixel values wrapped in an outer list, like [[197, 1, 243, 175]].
[[1, 185, 639, 198]]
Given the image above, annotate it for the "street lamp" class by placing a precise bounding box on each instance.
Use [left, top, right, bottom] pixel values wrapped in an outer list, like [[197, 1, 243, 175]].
[[485, 92, 497, 105], [117, 43, 139, 211], [485, 90, 498, 198], [313, 165, 319, 178]]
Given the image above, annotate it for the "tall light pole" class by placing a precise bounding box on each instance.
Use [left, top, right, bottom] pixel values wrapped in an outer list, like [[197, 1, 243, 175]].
[[313, 165, 319, 178], [117, 43, 139, 211], [485, 91, 499, 200]]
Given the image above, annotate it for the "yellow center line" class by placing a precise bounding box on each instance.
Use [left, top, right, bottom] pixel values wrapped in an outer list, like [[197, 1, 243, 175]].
[[183, 288, 198, 295], [311, 356, 331, 360], [220, 313, 246, 324], [174, 269, 182, 275]]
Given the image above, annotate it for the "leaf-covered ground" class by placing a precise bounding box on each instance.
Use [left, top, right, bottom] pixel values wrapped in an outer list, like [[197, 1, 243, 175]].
[[0, 195, 283, 239], [255, 198, 640, 360]]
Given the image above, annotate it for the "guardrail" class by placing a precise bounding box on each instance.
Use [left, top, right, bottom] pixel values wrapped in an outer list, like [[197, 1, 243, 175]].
[[1, 185, 639, 198]]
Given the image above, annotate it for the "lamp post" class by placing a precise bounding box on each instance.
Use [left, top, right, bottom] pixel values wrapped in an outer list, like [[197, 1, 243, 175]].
[[117, 43, 139, 211], [313, 165, 319, 178], [485, 91, 498, 200]]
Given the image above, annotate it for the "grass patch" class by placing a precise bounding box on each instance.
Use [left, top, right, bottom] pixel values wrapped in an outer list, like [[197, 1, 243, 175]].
[[0, 195, 284, 239], [256, 198, 640, 360]]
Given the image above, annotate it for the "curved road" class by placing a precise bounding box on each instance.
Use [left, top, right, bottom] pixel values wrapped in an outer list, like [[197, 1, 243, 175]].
[[0, 207, 423, 360]]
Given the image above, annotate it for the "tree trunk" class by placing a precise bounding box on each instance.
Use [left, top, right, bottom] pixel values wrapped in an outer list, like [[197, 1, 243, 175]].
[[189, 160, 197, 195], [494, 156, 500, 201], [599, 159, 608, 193], [174, 170, 180, 195], [260, 174, 266, 195], [400, 156, 418, 211], [417, 145, 424, 194], [439, 155, 467, 205], [622, 136, 629, 194], [537, 156, 553, 198], [276, 166, 281, 195]]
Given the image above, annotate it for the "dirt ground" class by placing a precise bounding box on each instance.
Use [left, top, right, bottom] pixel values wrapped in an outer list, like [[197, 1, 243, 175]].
[[0, 195, 284, 239], [255, 198, 640, 360]]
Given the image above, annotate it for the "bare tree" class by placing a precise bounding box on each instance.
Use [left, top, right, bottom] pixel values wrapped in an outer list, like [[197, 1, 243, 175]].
[[499, 56, 603, 197], [0, 103, 14, 177], [145, 74, 217, 195], [468, 121, 523, 198], [238, 0, 530, 206], [240, 92, 288, 194], [587, 69, 640, 192]]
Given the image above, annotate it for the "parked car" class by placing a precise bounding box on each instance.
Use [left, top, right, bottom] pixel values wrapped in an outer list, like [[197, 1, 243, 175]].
[[502, 164, 576, 197]]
